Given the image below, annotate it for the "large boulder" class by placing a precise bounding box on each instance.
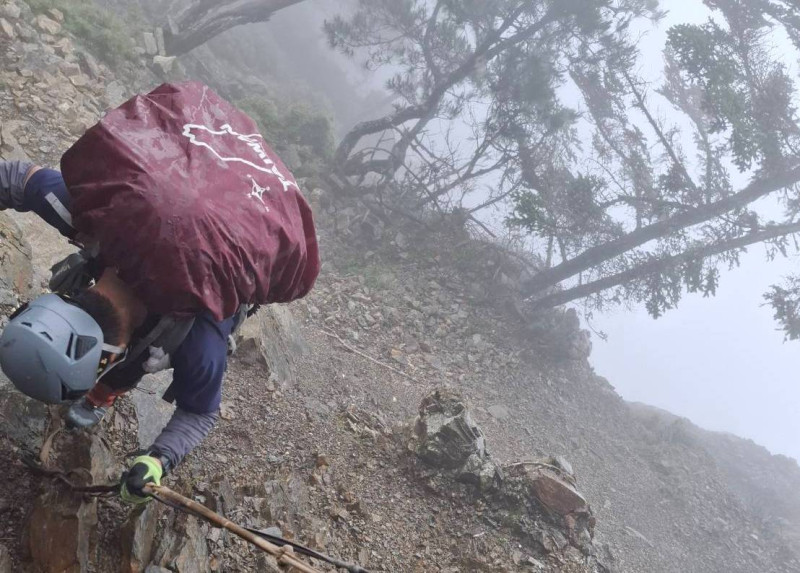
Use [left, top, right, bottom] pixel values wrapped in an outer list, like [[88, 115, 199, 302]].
[[499, 459, 596, 556], [235, 305, 308, 387], [413, 388, 485, 469], [411, 388, 501, 491], [506, 462, 589, 517]]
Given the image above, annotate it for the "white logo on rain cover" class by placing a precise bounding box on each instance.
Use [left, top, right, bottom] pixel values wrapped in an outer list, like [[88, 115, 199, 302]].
[[247, 175, 270, 210], [181, 123, 298, 209]]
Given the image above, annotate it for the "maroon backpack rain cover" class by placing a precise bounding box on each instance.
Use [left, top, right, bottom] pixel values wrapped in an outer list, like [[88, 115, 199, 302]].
[[61, 82, 319, 320]]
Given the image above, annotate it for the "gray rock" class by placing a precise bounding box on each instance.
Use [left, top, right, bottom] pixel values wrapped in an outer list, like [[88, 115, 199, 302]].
[[142, 32, 158, 56], [154, 27, 166, 56], [412, 389, 502, 491], [394, 232, 409, 250], [47, 8, 64, 23], [0, 212, 41, 453], [0, 375, 46, 454], [0, 543, 10, 573], [413, 388, 486, 470], [262, 475, 309, 535], [262, 526, 282, 537], [104, 80, 128, 108], [33, 14, 61, 35], [60, 61, 82, 78], [254, 554, 282, 573], [235, 305, 308, 387], [152, 55, 176, 75], [553, 455, 574, 477], [132, 371, 176, 449], [458, 452, 502, 492], [0, 18, 14, 40], [487, 404, 510, 421], [0, 210, 33, 310], [0, 3, 21, 20], [151, 511, 210, 573], [16, 22, 37, 41], [121, 503, 159, 573], [77, 50, 102, 80]]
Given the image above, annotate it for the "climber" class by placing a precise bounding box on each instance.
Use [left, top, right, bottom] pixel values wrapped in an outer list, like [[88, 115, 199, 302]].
[[0, 85, 319, 505]]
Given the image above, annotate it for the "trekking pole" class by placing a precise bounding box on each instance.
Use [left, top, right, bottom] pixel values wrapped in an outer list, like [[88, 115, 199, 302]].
[[23, 456, 370, 572], [144, 483, 324, 573]]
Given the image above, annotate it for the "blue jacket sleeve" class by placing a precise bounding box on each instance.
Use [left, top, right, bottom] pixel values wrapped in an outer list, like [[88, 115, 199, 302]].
[[22, 168, 75, 238], [0, 161, 75, 238]]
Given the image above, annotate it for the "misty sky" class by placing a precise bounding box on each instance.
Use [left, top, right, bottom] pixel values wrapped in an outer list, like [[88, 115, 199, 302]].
[[590, 3, 800, 464]]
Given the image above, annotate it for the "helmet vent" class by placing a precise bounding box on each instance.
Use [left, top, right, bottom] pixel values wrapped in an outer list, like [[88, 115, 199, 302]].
[[74, 336, 97, 359], [66, 334, 74, 358], [39, 331, 53, 342], [21, 322, 32, 327]]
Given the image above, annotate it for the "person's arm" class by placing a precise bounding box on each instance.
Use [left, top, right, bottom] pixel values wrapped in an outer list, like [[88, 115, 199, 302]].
[[147, 314, 233, 470], [0, 160, 34, 210], [0, 160, 75, 238], [149, 408, 219, 471]]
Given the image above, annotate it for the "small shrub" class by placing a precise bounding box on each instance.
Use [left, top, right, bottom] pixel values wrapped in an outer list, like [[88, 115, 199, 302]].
[[237, 96, 335, 177], [27, 0, 139, 66]]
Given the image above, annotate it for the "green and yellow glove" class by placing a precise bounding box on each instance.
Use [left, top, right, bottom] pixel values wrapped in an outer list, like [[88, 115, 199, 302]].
[[120, 455, 163, 504]]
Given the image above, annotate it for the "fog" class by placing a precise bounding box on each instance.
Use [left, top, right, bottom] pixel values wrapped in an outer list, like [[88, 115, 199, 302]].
[[590, 4, 800, 464], [158, 0, 800, 463], [264, 0, 800, 463]]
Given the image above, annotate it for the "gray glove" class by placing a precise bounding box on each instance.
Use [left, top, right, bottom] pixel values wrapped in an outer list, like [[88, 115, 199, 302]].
[[143, 346, 171, 374]]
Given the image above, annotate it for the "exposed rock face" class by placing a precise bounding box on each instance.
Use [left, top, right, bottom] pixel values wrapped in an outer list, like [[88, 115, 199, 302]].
[[0, 215, 41, 453], [121, 504, 159, 573], [150, 512, 210, 573], [27, 434, 116, 573], [236, 305, 309, 387], [0, 212, 33, 311], [0, 373, 47, 453], [0, 544, 11, 573]]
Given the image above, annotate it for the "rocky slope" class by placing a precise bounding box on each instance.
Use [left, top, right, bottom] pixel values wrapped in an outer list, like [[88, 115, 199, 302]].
[[1, 1, 800, 572], [629, 402, 800, 559]]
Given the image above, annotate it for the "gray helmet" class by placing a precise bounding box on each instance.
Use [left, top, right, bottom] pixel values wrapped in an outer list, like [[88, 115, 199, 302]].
[[0, 294, 113, 404]]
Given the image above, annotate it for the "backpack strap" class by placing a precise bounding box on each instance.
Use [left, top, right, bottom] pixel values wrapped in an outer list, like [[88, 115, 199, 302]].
[[226, 303, 253, 356], [127, 315, 195, 365]]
